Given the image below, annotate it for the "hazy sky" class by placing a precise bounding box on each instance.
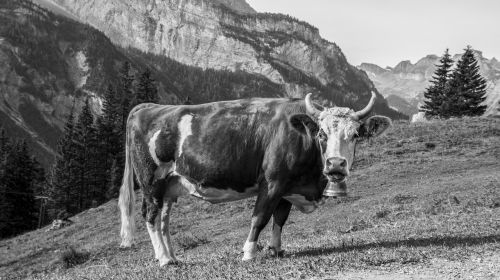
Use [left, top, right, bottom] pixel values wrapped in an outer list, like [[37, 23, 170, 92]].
[[247, 0, 499, 67]]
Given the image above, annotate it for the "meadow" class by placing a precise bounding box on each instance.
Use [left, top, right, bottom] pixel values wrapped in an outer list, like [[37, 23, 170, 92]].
[[1, 117, 499, 279]]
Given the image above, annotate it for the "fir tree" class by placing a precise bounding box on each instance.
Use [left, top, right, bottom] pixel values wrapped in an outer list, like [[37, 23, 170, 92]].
[[0, 128, 9, 158], [118, 61, 134, 128], [0, 127, 11, 236], [98, 85, 122, 157], [105, 159, 121, 200], [102, 84, 121, 127], [114, 61, 134, 190], [135, 68, 159, 105], [0, 140, 38, 237], [73, 99, 96, 211], [447, 46, 488, 117], [420, 49, 454, 117], [48, 107, 79, 214], [95, 85, 124, 202]]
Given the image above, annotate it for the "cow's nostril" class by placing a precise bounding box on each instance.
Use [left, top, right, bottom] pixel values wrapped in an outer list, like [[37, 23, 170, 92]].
[[326, 157, 347, 168]]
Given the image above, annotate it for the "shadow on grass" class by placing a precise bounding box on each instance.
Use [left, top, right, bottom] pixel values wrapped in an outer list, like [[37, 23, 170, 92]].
[[293, 234, 500, 257]]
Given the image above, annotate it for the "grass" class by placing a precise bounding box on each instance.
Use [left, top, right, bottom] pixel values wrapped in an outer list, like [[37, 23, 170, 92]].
[[1, 117, 499, 279]]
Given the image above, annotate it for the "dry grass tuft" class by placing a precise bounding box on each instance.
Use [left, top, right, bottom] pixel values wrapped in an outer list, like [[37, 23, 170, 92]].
[[59, 246, 89, 269]]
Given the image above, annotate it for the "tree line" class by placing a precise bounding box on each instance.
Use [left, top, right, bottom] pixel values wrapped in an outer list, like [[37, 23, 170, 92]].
[[0, 130, 44, 237], [46, 62, 159, 218], [421, 46, 488, 118], [0, 62, 158, 238]]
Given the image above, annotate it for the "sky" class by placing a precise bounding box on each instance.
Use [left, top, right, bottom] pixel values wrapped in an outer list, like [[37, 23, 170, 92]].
[[246, 0, 499, 67]]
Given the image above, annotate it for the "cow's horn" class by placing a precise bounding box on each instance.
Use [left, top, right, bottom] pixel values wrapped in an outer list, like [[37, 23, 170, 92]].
[[352, 91, 376, 120], [305, 93, 321, 118]]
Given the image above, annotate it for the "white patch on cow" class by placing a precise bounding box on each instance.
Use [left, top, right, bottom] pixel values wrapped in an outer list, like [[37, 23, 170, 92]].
[[242, 241, 257, 261], [147, 218, 174, 266], [146, 221, 163, 260], [177, 114, 193, 157], [284, 194, 324, 213], [318, 108, 359, 140], [148, 130, 162, 165], [166, 174, 259, 203]]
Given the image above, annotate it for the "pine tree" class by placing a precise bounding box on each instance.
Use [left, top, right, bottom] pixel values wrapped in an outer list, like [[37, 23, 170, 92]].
[[0, 127, 12, 236], [119, 61, 134, 128], [48, 107, 79, 215], [73, 99, 96, 211], [420, 49, 454, 117], [135, 68, 159, 105], [0, 140, 38, 237], [96, 84, 124, 198], [114, 61, 134, 192], [0, 128, 9, 158], [105, 159, 121, 200], [447, 46, 488, 117], [102, 84, 120, 127], [98, 85, 122, 157]]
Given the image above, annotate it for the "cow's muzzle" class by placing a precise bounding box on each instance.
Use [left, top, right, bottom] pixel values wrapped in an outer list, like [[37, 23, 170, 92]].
[[324, 171, 346, 183], [324, 157, 348, 183]]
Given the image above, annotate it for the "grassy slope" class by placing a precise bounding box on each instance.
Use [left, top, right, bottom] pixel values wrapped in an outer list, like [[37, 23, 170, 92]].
[[1, 117, 499, 279]]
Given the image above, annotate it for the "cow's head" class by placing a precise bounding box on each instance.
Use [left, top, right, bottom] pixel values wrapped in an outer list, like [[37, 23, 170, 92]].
[[290, 91, 391, 183]]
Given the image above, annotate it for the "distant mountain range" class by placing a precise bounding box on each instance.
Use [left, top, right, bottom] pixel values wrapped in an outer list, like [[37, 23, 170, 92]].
[[0, 0, 404, 168], [359, 50, 500, 117]]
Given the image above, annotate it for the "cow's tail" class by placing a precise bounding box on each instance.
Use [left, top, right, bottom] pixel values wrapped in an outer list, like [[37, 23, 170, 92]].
[[118, 123, 136, 248]]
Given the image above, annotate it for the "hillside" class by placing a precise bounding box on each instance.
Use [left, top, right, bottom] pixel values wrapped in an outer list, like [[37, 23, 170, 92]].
[[359, 51, 500, 117], [1, 117, 499, 279]]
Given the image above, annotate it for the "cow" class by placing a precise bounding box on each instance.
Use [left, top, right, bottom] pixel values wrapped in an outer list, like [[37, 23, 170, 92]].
[[118, 92, 391, 266]]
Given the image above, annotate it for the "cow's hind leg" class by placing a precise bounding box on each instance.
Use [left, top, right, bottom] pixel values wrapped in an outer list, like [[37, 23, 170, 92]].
[[268, 199, 292, 257], [145, 199, 175, 266], [160, 199, 178, 263], [242, 183, 283, 261]]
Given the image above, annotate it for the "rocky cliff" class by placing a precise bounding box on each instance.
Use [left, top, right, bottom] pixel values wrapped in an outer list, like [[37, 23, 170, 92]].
[[359, 51, 500, 117]]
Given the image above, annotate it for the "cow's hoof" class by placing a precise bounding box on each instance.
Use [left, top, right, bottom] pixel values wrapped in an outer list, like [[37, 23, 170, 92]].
[[159, 258, 179, 267], [267, 246, 284, 257], [119, 242, 133, 249], [242, 253, 256, 261]]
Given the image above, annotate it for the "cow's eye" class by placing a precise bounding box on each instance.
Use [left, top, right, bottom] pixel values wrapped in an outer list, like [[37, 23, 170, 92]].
[[318, 130, 327, 141]]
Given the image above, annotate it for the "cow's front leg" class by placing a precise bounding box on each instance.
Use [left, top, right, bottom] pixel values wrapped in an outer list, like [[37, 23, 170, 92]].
[[268, 199, 292, 257], [242, 184, 283, 261]]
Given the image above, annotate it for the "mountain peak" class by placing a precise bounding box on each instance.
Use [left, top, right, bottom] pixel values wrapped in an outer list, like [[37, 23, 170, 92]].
[[214, 0, 255, 14], [358, 63, 388, 75], [393, 60, 413, 73]]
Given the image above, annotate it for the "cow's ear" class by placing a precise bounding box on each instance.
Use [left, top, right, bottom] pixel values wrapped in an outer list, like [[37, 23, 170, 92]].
[[290, 114, 319, 136], [358, 116, 391, 138]]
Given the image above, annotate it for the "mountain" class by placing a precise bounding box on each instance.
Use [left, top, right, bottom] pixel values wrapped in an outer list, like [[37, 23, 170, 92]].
[[37, 0, 407, 115], [359, 51, 500, 117], [0, 0, 404, 169]]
